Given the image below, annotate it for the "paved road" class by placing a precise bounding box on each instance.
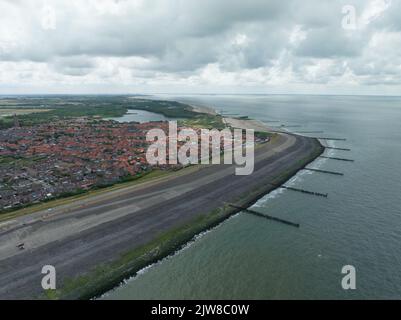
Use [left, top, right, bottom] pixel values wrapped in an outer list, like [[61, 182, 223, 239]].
[[0, 133, 321, 299]]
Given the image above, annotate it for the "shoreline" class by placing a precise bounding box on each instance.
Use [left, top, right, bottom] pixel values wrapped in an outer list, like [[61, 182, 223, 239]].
[[188, 104, 218, 116], [100, 139, 324, 299], [98, 99, 324, 296], [189, 103, 274, 132], [67, 135, 324, 300], [223, 117, 273, 132]]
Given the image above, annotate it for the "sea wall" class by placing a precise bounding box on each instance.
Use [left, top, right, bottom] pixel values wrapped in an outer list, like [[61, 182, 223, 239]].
[[50, 136, 324, 300]]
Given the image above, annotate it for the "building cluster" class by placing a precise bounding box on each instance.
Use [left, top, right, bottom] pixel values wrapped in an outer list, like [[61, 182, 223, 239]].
[[0, 117, 269, 211], [0, 118, 172, 210]]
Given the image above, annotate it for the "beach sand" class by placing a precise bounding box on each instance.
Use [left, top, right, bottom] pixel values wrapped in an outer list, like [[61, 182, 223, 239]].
[[223, 117, 273, 132], [190, 104, 273, 132], [190, 104, 218, 116]]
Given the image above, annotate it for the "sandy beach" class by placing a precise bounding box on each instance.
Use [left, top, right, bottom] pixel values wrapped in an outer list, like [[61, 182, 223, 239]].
[[223, 117, 273, 132], [190, 104, 273, 132], [189, 104, 218, 116]]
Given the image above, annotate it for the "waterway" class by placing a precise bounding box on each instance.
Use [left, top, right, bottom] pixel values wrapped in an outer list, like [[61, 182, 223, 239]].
[[107, 109, 169, 123]]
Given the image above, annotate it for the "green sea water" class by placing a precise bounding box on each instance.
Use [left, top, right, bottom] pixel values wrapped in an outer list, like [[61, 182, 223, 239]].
[[102, 95, 401, 299]]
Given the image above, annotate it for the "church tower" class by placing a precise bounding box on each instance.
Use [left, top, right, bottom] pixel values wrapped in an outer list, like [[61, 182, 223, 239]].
[[13, 113, 20, 128]]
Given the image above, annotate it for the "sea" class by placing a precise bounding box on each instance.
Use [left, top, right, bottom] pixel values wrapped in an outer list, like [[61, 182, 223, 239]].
[[101, 94, 401, 299]]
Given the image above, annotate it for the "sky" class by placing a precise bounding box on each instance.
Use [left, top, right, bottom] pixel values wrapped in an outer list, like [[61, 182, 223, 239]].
[[0, 0, 400, 95]]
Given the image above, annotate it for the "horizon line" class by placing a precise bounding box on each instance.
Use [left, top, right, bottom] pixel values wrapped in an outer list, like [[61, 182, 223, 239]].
[[1, 93, 401, 98]]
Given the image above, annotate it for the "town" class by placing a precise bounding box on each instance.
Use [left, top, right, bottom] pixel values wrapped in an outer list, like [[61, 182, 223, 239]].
[[0, 117, 269, 211], [0, 118, 174, 211]]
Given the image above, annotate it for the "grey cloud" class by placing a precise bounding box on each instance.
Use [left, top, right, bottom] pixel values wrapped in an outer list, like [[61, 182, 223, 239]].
[[1, 0, 293, 62], [50, 56, 97, 76], [1, 0, 401, 92], [295, 27, 362, 58]]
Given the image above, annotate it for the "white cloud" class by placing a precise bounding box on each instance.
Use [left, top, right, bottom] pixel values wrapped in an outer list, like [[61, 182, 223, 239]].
[[359, 0, 392, 27]]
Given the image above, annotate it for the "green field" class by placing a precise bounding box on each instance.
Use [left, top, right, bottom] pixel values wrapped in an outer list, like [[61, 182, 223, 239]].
[[0, 109, 52, 119], [0, 96, 222, 129]]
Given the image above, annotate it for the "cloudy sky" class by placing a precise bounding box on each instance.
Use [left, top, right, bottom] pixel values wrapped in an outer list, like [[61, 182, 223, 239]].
[[0, 0, 400, 95]]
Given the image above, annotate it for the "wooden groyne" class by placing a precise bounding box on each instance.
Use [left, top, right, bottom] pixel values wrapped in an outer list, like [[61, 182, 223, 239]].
[[220, 112, 239, 116], [319, 156, 354, 162], [280, 186, 328, 197], [228, 204, 300, 228], [324, 146, 351, 151], [296, 131, 324, 134], [269, 183, 328, 197], [303, 168, 344, 176], [313, 137, 347, 141], [268, 183, 328, 197]]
